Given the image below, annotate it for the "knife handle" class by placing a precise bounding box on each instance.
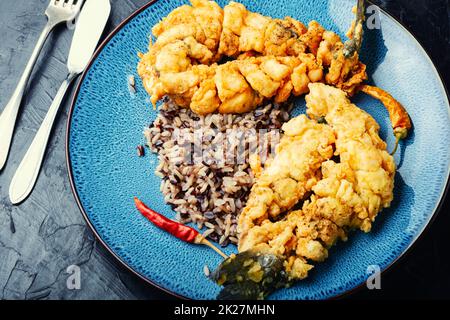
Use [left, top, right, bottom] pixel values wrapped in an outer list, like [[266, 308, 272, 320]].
[[9, 72, 77, 204], [0, 22, 56, 171]]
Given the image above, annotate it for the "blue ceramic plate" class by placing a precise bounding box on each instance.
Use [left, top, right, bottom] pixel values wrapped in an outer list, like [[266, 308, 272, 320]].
[[67, 0, 450, 299]]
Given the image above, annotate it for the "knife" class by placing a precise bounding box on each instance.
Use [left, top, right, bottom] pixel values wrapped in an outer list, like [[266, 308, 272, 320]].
[[9, 0, 111, 204]]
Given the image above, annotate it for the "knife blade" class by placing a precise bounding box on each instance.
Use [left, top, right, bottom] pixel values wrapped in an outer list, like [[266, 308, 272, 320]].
[[68, 0, 111, 73], [9, 0, 111, 204]]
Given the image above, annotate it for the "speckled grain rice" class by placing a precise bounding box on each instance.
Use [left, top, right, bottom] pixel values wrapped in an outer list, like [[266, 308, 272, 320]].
[[144, 100, 291, 246]]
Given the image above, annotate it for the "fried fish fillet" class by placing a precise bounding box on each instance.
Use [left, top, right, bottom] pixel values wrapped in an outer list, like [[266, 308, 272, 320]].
[[305, 83, 396, 231], [238, 114, 336, 247], [218, 1, 312, 57], [138, 0, 367, 114], [237, 83, 395, 280]]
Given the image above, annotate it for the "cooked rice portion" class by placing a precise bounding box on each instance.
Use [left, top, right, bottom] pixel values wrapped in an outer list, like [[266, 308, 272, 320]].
[[145, 100, 291, 246]]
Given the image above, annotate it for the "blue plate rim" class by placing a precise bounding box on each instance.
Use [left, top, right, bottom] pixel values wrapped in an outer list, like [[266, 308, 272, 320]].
[[65, 0, 450, 300]]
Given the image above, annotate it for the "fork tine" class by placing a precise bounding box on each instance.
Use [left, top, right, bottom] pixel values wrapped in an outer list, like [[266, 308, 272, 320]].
[[73, 0, 84, 9], [50, 0, 84, 9], [69, 0, 83, 9], [54, 0, 65, 7]]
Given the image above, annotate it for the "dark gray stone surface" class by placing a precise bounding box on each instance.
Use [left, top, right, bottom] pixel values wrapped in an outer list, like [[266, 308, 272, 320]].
[[0, 0, 448, 300]]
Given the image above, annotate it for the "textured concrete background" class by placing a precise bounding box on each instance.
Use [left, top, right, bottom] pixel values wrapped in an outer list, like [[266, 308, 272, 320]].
[[0, 0, 448, 300]]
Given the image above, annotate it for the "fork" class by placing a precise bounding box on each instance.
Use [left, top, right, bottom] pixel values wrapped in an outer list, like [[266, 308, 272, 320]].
[[0, 0, 83, 171]]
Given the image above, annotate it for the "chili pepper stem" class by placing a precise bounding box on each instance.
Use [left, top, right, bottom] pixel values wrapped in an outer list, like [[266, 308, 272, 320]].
[[195, 234, 229, 259], [390, 135, 400, 155]]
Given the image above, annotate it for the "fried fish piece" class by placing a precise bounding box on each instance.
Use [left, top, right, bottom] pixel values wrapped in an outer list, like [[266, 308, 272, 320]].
[[238, 115, 336, 246], [237, 84, 395, 282], [306, 83, 395, 231], [152, 0, 223, 52], [219, 1, 308, 58], [214, 61, 263, 113], [138, 0, 368, 114], [237, 59, 281, 98], [218, 1, 246, 57], [299, 21, 325, 55]]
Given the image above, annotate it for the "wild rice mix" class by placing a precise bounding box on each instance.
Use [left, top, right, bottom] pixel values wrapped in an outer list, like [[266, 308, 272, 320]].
[[144, 100, 291, 246]]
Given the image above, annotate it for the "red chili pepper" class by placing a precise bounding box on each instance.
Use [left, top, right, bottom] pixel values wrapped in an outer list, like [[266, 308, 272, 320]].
[[134, 197, 199, 243], [133, 197, 228, 259]]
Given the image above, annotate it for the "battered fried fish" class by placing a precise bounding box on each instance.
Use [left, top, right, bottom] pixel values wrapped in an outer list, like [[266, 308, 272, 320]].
[[237, 83, 395, 281], [238, 114, 336, 248], [138, 0, 367, 114]]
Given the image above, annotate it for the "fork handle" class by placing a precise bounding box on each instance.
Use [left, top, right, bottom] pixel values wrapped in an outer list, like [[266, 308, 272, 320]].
[[0, 21, 56, 170], [9, 72, 77, 204]]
